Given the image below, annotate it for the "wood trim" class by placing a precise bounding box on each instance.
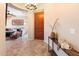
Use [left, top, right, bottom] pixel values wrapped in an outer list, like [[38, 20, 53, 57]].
[[5, 3, 8, 26]]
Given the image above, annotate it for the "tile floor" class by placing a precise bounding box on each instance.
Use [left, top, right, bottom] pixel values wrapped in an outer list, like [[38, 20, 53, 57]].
[[6, 39, 50, 56]]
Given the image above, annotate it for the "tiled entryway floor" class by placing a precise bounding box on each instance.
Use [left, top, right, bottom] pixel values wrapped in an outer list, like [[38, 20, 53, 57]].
[[6, 39, 50, 56]]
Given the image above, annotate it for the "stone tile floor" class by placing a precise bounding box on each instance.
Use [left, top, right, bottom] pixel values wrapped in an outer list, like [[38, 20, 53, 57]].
[[6, 39, 50, 56]]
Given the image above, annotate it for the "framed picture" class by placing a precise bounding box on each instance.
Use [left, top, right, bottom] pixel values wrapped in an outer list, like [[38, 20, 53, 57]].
[[12, 19, 24, 25]]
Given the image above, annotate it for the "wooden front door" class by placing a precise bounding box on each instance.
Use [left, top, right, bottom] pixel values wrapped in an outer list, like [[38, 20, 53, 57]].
[[34, 11, 44, 40]]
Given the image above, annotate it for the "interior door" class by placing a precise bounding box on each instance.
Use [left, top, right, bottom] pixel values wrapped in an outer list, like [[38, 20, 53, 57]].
[[34, 11, 44, 40]]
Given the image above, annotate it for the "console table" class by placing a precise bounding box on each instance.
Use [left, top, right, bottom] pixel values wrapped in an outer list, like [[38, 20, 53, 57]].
[[48, 36, 79, 56]]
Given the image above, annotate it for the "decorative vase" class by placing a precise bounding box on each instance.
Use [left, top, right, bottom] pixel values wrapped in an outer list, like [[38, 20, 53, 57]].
[[50, 32, 56, 39]]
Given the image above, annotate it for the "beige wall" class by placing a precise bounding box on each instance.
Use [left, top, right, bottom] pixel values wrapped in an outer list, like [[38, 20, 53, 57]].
[[0, 3, 5, 55], [55, 4, 79, 52], [44, 4, 58, 46], [27, 12, 34, 40], [44, 4, 79, 52]]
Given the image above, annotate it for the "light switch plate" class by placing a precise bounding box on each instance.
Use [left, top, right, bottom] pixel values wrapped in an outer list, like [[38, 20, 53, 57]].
[[69, 28, 76, 34]]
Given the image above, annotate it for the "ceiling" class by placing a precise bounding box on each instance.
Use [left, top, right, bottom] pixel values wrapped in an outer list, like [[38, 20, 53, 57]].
[[12, 3, 44, 10], [7, 3, 27, 17], [7, 3, 44, 17], [11, 3, 28, 11]]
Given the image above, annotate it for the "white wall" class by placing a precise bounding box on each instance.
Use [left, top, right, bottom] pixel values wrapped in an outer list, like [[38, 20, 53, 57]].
[[26, 12, 34, 40], [44, 4, 79, 52], [44, 4, 58, 47], [55, 4, 79, 52], [0, 3, 5, 55]]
